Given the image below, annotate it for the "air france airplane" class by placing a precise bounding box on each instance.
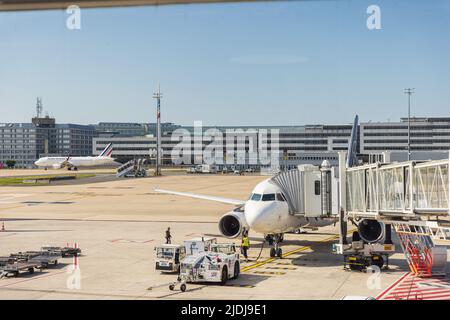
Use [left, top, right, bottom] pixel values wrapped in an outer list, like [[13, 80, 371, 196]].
[[34, 143, 116, 170], [154, 116, 378, 258]]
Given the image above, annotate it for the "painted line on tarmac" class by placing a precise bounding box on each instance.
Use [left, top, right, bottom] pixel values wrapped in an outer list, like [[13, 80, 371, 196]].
[[0, 270, 67, 288], [241, 230, 356, 273], [226, 283, 255, 288], [0, 217, 217, 224], [0, 286, 155, 299], [0, 193, 89, 211], [266, 266, 297, 270], [375, 272, 410, 300], [252, 271, 286, 276], [241, 244, 310, 272], [0, 194, 33, 205]]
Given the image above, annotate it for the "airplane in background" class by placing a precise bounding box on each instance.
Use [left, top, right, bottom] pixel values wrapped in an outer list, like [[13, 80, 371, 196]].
[[34, 143, 116, 170], [155, 116, 383, 258]]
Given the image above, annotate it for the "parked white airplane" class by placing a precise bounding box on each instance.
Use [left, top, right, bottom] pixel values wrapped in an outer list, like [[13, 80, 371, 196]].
[[155, 178, 336, 258], [34, 143, 116, 170], [155, 116, 384, 258]]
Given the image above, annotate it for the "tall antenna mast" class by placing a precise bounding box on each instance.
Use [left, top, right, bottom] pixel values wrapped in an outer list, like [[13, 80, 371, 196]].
[[36, 97, 43, 118], [153, 84, 162, 176], [404, 88, 415, 161]]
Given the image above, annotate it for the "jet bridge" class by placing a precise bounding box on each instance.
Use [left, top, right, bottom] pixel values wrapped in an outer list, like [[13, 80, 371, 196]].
[[269, 151, 450, 276], [338, 151, 450, 277], [342, 152, 450, 221], [270, 161, 340, 218], [268, 151, 450, 225]]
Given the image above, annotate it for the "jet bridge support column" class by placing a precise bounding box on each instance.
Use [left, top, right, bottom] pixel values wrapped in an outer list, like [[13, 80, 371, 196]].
[[338, 152, 348, 245], [448, 150, 450, 218], [384, 224, 393, 244]]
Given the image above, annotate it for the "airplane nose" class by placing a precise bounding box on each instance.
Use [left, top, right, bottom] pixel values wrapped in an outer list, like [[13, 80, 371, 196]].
[[245, 203, 277, 233]]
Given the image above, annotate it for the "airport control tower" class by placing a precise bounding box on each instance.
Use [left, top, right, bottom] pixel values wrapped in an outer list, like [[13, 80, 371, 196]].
[[31, 97, 56, 156]]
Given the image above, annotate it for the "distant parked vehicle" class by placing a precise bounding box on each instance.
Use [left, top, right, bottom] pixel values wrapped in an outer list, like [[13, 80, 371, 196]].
[[221, 167, 228, 174], [186, 167, 197, 174], [199, 164, 218, 174], [245, 168, 255, 173]]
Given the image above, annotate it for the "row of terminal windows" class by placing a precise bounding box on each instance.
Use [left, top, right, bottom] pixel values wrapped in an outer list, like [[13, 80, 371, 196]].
[[364, 125, 450, 130], [364, 139, 450, 144], [333, 139, 349, 144], [260, 140, 329, 144], [332, 147, 348, 151], [96, 139, 345, 145], [364, 132, 450, 137], [288, 156, 338, 161], [365, 146, 450, 151]]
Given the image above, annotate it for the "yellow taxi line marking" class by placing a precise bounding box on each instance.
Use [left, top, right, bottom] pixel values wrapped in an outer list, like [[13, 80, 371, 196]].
[[241, 229, 356, 273]]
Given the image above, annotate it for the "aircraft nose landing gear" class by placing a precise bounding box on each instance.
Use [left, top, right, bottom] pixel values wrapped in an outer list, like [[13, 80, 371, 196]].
[[267, 234, 283, 258]]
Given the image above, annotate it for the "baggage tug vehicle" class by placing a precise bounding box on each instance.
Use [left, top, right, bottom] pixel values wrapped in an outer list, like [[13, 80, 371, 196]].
[[169, 244, 240, 292]]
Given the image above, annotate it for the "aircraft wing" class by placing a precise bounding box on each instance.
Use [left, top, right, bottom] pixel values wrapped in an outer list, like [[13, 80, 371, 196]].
[[154, 188, 245, 205]]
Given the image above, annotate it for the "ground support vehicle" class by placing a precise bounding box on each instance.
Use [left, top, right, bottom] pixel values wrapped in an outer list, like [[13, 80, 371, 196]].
[[332, 241, 395, 272], [155, 244, 186, 273], [168, 251, 240, 292]]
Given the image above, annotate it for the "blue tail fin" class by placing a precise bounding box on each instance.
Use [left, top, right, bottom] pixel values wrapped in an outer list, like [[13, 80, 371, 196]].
[[346, 115, 359, 167]]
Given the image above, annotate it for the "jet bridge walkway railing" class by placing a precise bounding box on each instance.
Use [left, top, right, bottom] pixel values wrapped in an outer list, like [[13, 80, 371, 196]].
[[344, 155, 450, 219]]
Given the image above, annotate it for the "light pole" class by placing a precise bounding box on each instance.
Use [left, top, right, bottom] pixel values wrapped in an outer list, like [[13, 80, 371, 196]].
[[404, 88, 415, 161], [153, 85, 162, 176]]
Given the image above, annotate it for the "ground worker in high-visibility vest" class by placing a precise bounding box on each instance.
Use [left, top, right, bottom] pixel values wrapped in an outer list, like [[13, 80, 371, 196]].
[[241, 231, 250, 262]]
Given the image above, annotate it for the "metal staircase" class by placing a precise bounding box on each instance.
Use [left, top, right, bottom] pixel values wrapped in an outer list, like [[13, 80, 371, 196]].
[[116, 160, 135, 177], [116, 159, 148, 178], [393, 223, 434, 277]]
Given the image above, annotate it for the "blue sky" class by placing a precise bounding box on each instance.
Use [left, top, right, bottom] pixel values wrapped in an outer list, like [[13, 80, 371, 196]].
[[1, 0, 450, 126]]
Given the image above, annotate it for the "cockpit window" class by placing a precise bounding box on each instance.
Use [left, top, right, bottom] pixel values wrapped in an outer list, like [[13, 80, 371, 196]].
[[250, 193, 262, 201], [276, 193, 286, 202], [262, 193, 275, 201]]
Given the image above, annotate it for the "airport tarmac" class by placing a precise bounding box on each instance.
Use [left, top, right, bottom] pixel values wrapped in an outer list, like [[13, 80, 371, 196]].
[[0, 170, 446, 300]]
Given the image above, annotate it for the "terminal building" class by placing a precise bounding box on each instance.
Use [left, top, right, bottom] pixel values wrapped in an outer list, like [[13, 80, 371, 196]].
[[3, 112, 450, 169], [92, 124, 354, 167], [95, 122, 180, 137], [0, 115, 96, 168], [92, 117, 450, 169], [361, 117, 450, 161]]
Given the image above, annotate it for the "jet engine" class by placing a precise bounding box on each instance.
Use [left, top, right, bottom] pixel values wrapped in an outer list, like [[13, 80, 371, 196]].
[[218, 211, 248, 238], [357, 219, 385, 243]]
